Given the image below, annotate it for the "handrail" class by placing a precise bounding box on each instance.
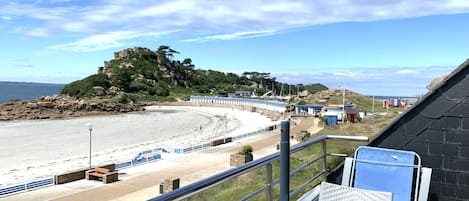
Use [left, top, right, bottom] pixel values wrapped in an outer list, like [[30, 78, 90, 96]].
[[148, 134, 368, 201]]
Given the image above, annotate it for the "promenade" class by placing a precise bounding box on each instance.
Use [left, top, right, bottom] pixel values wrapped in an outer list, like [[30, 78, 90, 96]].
[[2, 117, 321, 201]]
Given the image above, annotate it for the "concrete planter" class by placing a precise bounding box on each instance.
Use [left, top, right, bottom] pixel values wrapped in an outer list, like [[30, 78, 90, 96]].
[[230, 153, 253, 166], [245, 153, 253, 163]]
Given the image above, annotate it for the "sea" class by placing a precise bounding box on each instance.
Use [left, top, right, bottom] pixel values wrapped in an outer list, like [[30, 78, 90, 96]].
[[0, 81, 65, 102]]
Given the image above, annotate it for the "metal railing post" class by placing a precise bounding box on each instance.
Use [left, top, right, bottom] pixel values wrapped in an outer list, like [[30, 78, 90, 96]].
[[266, 163, 273, 201], [280, 121, 290, 201], [321, 140, 327, 181], [149, 135, 368, 201]]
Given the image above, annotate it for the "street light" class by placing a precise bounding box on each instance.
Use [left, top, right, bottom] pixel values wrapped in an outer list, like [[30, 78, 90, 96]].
[[86, 123, 93, 170], [223, 114, 227, 144], [342, 84, 345, 123]]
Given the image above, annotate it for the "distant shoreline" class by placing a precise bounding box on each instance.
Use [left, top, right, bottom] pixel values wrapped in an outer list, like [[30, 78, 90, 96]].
[[0, 81, 66, 85]]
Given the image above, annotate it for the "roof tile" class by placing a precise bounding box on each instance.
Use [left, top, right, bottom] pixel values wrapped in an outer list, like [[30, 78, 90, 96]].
[[421, 155, 444, 168], [462, 118, 469, 130], [459, 145, 469, 158], [414, 128, 444, 143], [446, 103, 469, 118], [420, 94, 460, 118], [458, 172, 469, 186], [402, 113, 431, 136], [445, 130, 469, 145], [439, 75, 469, 100], [430, 117, 461, 130], [448, 158, 469, 172], [429, 143, 458, 157]]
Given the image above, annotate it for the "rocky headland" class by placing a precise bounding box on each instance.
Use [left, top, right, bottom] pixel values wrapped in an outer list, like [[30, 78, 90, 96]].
[[0, 95, 144, 121]]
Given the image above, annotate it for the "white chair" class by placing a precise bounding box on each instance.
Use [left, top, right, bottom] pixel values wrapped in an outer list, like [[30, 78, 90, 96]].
[[341, 146, 432, 201]]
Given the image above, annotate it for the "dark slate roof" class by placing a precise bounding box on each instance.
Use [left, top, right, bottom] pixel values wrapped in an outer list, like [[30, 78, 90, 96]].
[[327, 59, 469, 201], [370, 59, 469, 144]]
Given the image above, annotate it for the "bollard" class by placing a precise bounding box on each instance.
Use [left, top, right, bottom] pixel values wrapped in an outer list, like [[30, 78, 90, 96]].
[[280, 121, 290, 201]]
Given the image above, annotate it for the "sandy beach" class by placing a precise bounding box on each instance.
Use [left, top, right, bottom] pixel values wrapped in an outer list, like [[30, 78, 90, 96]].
[[0, 106, 276, 187]]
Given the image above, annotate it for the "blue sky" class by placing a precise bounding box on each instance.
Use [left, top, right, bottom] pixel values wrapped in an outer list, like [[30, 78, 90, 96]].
[[1, 0, 469, 96]]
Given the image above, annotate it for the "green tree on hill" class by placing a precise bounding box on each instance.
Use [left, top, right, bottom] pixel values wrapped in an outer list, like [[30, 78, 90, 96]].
[[61, 74, 110, 97], [60, 45, 329, 101]]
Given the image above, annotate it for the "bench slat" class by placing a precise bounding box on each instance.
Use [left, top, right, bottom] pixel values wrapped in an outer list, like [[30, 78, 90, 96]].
[[94, 167, 111, 173]]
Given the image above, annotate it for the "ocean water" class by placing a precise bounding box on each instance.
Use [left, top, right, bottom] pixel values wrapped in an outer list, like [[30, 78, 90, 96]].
[[0, 82, 64, 102]]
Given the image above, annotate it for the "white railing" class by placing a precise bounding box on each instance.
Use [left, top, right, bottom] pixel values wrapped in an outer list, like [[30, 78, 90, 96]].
[[0, 177, 54, 197], [190, 96, 287, 113]]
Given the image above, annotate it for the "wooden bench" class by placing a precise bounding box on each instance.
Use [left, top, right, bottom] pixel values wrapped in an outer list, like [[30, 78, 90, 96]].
[[85, 167, 118, 184]]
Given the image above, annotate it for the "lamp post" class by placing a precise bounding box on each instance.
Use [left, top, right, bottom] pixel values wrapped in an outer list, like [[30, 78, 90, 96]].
[[342, 84, 345, 123], [223, 114, 227, 144], [86, 123, 93, 170]]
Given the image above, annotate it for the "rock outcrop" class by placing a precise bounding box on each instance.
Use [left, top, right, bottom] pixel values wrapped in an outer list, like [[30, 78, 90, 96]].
[[0, 95, 144, 121]]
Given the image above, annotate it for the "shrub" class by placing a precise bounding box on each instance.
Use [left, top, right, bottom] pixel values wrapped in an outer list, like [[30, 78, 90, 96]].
[[319, 116, 328, 123], [128, 80, 149, 92], [195, 85, 210, 93], [297, 100, 307, 105], [156, 87, 169, 96], [148, 86, 158, 95], [149, 83, 169, 96], [118, 93, 137, 104], [61, 74, 110, 98], [181, 96, 191, 101], [239, 145, 253, 155], [111, 68, 133, 91]]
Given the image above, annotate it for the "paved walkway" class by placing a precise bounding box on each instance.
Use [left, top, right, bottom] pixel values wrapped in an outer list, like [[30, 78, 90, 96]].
[[1, 117, 321, 201]]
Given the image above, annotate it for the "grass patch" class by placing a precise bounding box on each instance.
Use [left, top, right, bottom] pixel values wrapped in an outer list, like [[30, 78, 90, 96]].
[[317, 111, 399, 138]]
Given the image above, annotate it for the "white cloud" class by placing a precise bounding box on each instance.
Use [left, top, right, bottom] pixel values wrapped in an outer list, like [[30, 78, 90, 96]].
[[61, 22, 89, 32], [260, 2, 307, 12], [14, 63, 34, 68], [135, 0, 195, 17], [273, 66, 454, 96], [3, 0, 469, 49], [26, 27, 50, 37], [333, 71, 357, 77], [48, 31, 175, 52], [397, 69, 419, 74], [1, 16, 11, 21], [182, 30, 278, 42]]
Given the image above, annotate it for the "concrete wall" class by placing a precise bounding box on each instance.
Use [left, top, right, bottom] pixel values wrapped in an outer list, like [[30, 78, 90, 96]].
[[54, 168, 88, 185], [230, 153, 246, 166], [54, 163, 116, 185]]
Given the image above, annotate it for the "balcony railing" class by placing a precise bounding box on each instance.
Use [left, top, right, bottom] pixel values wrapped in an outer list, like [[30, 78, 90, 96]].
[[149, 121, 368, 201]]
